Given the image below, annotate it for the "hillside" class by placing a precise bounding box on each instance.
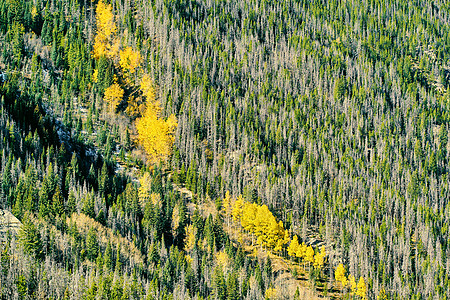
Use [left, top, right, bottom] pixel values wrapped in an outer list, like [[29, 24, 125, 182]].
[[0, 0, 450, 299]]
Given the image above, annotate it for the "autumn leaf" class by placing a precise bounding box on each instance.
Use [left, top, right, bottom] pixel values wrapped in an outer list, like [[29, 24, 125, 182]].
[[136, 106, 177, 165], [120, 46, 141, 75], [103, 83, 124, 112], [92, 0, 117, 59]]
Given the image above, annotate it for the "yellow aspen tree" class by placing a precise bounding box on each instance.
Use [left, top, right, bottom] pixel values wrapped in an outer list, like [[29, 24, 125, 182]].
[[215, 251, 230, 270], [138, 73, 159, 113], [274, 221, 285, 250], [288, 235, 300, 258], [296, 242, 307, 260], [232, 196, 244, 222], [95, 0, 116, 38], [264, 287, 277, 300], [266, 218, 280, 249], [314, 245, 326, 270], [125, 96, 138, 117], [241, 202, 257, 233], [305, 245, 315, 268], [92, 69, 99, 83], [103, 83, 124, 112], [356, 277, 367, 300], [138, 172, 151, 204], [93, 0, 117, 59], [283, 229, 290, 245], [171, 203, 181, 241], [335, 263, 348, 288], [349, 275, 357, 294], [274, 238, 285, 253], [314, 251, 324, 270], [150, 193, 162, 208], [222, 190, 233, 226], [320, 245, 326, 257], [119, 46, 141, 78], [253, 205, 267, 240], [185, 254, 193, 264], [136, 106, 177, 165], [107, 38, 121, 60], [184, 224, 196, 252], [140, 74, 155, 100]]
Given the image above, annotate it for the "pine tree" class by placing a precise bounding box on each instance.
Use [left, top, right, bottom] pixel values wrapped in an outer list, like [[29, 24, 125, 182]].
[[18, 217, 43, 260], [213, 265, 226, 300], [104, 242, 112, 271], [226, 272, 239, 300], [86, 227, 99, 261], [52, 185, 65, 216]]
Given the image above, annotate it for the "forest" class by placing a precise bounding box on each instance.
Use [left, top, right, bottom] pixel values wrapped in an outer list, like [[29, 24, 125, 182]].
[[0, 0, 450, 299]]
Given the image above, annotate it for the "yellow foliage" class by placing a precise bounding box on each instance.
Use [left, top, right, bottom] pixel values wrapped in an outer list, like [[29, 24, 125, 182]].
[[31, 6, 38, 19], [103, 83, 124, 112], [296, 242, 307, 259], [238, 201, 288, 251], [349, 275, 357, 294], [313, 245, 326, 270], [356, 277, 367, 300], [138, 172, 151, 204], [274, 238, 285, 252], [125, 96, 147, 118], [283, 229, 290, 245], [150, 193, 161, 207], [377, 288, 387, 300], [184, 224, 196, 252], [93, 35, 108, 58], [232, 196, 244, 222], [120, 46, 141, 75], [106, 38, 121, 59], [136, 106, 177, 165], [320, 245, 326, 256], [287, 235, 299, 257], [171, 203, 181, 238], [125, 73, 157, 118], [305, 245, 315, 264], [95, 0, 116, 38], [222, 190, 232, 217], [241, 202, 258, 233], [92, 69, 99, 83], [215, 250, 230, 270], [138, 173, 162, 209], [335, 263, 348, 287], [92, 0, 117, 59], [264, 287, 277, 300], [140, 74, 155, 101], [185, 254, 193, 264]]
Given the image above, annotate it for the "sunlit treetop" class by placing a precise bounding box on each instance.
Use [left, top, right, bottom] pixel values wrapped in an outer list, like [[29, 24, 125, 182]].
[[103, 83, 124, 112], [136, 107, 177, 165], [120, 46, 141, 76], [95, 0, 116, 39], [93, 0, 117, 59]]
